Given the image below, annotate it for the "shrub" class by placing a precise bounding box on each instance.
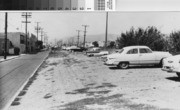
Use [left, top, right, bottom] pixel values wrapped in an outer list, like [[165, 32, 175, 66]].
[[14, 47, 20, 55], [116, 26, 167, 51]]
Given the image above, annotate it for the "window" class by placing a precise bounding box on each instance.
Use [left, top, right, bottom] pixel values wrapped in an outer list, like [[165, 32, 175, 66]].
[[115, 49, 124, 54], [58, 7, 62, 10], [127, 49, 138, 54], [80, 7, 84, 10], [20, 35, 25, 44], [72, 7, 77, 10], [65, 7, 69, 10], [140, 48, 152, 54]]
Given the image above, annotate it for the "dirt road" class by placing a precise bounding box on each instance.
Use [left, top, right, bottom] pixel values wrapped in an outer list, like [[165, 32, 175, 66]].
[[8, 50, 180, 110]]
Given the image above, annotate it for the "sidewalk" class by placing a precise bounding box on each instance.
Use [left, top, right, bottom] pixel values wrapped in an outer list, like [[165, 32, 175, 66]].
[[0, 54, 24, 63]]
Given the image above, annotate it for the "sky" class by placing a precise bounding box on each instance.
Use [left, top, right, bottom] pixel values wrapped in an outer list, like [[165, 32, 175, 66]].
[[0, 0, 180, 43], [1, 11, 180, 44]]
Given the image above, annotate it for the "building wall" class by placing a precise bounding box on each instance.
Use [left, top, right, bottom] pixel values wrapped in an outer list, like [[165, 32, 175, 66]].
[[19, 0, 27, 10], [63, 0, 71, 10], [11, 0, 20, 10], [27, 0, 34, 10], [7, 32, 26, 54], [49, 0, 56, 10], [34, 0, 41, 10], [56, 0, 63, 10], [94, 0, 115, 11], [71, 0, 78, 10], [85, 0, 94, 11], [105, 0, 116, 11], [78, 0, 85, 10], [41, 0, 48, 10]]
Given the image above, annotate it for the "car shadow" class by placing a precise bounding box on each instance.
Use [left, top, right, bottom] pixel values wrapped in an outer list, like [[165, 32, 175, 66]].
[[166, 77, 180, 82], [109, 66, 160, 70]]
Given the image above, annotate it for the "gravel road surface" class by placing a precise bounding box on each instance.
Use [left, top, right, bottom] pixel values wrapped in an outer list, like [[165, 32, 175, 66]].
[[8, 50, 180, 110]]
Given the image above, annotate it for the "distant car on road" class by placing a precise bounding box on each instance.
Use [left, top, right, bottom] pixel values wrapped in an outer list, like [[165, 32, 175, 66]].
[[162, 55, 180, 77], [105, 46, 172, 69]]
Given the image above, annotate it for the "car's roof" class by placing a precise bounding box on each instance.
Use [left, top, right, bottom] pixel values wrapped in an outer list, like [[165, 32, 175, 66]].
[[123, 45, 149, 49]]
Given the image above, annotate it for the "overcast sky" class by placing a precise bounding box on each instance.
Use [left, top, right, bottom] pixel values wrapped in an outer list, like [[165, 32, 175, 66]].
[[0, 0, 180, 43], [1, 11, 180, 43]]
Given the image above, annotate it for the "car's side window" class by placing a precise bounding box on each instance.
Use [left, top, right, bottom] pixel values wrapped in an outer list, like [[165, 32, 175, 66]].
[[140, 48, 152, 54], [127, 49, 138, 54], [146, 48, 152, 53]]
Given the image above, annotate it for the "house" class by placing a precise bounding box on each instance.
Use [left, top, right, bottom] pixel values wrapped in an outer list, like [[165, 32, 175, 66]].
[[6, 32, 26, 54]]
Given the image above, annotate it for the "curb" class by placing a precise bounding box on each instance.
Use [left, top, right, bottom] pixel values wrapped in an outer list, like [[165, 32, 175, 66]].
[[2, 51, 50, 110], [0, 54, 26, 63]]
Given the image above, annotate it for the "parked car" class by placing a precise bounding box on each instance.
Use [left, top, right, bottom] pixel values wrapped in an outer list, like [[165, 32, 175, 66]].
[[71, 47, 87, 52], [105, 45, 172, 69], [162, 55, 180, 77], [86, 47, 101, 56], [92, 51, 109, 57], [101, 49, 123, 60]]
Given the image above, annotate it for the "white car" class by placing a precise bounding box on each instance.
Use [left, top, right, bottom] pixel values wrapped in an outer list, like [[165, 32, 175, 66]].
[[93, 51, 109, 57], [162, 55, 180, 77], [105, 46, 172, 69]]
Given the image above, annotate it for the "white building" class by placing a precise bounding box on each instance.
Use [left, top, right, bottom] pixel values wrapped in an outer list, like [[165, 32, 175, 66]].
[[85, 0, 94, 11], [94, 0, 116, 11]]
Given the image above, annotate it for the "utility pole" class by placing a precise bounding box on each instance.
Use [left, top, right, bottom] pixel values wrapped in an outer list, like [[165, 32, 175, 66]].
[[40, 28, 43, 42], [105, 12, 108, 49], [82, 25, 89, 48], [22, 12, 31, 53], [4, 12, 8, 59], [76, 30, 81, 47], [35, 22, 40, 41]]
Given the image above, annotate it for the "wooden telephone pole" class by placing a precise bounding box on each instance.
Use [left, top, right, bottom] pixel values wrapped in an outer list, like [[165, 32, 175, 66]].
[[22, 12, 31, 53], [4, 12, 8, 59], [76, 30, 81, 47], [82, 25, 89, 48]]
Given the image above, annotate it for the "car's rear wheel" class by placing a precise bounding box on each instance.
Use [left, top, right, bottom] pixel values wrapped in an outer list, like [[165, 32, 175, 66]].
[[118, 62, 129, 69], [176, 72, 180, 77]]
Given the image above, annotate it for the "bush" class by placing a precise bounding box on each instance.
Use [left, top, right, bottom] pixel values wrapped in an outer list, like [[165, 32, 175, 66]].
[[14, 47, 20, 55], [169, 31, 180, 53], [116, 26, 167, 51]]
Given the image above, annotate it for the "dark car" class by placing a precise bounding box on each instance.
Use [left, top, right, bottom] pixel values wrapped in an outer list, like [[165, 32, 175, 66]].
[[71, 47, 87, 52]]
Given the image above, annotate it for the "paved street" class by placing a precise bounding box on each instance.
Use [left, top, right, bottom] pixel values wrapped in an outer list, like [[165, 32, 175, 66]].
[[7, 50, 180, 110], [0, 51, 49, 110]]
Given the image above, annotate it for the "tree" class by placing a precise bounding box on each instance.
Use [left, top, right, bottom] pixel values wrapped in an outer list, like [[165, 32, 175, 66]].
[[92, 41, 99, 47], [108, 41, 116, 48], [169, 31, 180, 53], [116, 26, 166, 51]]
